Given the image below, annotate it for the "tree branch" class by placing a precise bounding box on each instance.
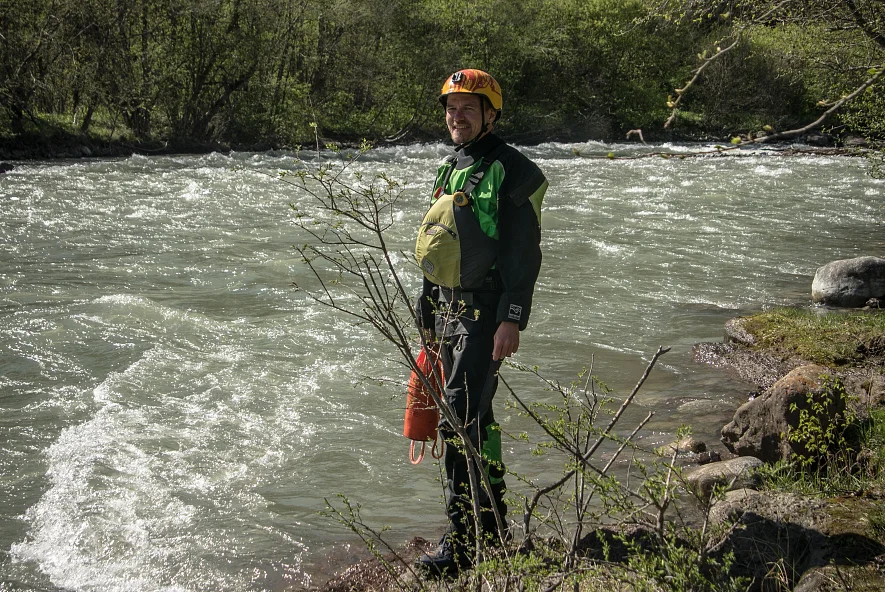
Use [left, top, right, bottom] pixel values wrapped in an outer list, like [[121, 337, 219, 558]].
[[847, 0, 885, 51], [665, 37, 741, 129], [752, 65, 885, 144]]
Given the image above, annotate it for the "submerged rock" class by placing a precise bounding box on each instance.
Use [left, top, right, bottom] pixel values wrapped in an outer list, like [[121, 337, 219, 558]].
[[656, 435, 706, 457]]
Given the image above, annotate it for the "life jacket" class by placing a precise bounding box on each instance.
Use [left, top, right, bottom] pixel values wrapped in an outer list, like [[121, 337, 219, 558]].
[[415, 145, 505, 290]]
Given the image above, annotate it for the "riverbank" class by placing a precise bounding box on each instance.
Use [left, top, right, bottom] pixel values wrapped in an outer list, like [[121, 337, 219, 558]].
[[0, 127, 876, 163], [310, 307, 885, 592], [0, 132, 233, 161]]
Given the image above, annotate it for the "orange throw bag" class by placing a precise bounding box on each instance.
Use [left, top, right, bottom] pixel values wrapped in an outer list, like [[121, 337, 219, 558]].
[[403, 349, 445, 464]]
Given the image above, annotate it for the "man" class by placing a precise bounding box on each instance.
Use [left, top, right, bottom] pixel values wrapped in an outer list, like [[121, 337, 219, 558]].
[[414, 69, 548, 574]]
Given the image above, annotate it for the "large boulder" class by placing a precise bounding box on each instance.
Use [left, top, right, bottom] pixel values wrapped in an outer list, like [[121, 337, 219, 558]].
[[721, 365, 847, 463], [811, 256, 885, 307]]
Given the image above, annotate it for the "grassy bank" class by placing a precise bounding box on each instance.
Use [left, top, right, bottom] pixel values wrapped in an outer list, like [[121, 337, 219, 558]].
[[740, 307, 885, 368]]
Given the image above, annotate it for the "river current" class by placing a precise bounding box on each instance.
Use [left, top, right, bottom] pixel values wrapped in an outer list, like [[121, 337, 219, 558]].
[[1, 142, 882, 591]]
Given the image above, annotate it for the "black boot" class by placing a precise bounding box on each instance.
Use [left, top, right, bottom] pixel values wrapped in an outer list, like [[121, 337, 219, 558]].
[[415, 533, 473, 576]]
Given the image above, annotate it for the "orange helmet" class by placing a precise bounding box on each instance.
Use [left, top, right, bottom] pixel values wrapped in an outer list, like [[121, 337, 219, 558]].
[[439, 69, 503, 115]]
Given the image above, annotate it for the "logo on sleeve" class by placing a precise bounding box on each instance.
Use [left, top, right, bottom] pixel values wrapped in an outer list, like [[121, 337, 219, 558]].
[[508, 304, 523, 320]]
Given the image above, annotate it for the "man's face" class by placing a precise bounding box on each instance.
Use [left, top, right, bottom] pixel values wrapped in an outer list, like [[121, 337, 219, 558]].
[[445, 94, 495, 145]]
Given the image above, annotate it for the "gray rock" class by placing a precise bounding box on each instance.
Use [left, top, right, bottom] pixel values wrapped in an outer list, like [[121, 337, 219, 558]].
[[708, 488, 762, 524], [721, 487, 762, 503], [842, 135, 870, 148], [721, 364, 847, 463], [684, 456, 763, 499], [711, 493, 829, 591], [709, 492, 885, 592], [804, 133, 834, 147], [792, 569, 831, 592], [724, 317, 756, 345], [656, 435, 706, 457], [571, 489, 885, 592], [696, 450, 721, 464], [812, 256, 885, 308]]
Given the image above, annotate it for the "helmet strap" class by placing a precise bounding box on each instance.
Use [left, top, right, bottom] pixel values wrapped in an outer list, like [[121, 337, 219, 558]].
[[454, 100, 493, 151]]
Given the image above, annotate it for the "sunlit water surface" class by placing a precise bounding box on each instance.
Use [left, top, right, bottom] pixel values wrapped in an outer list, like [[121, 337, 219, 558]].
[[1, 142, 882, 591]]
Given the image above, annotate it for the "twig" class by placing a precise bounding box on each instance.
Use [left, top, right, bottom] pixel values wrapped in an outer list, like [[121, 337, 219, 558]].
[[510, 346, 670, 539], [665, 38, 741, 129], [750, 66, 885, 145], [664, 0, 797, 130]]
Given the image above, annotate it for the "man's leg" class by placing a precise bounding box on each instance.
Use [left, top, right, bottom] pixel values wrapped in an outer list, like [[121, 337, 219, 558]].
[[441, 330, 495, 544], [417, 313, 496, 573]]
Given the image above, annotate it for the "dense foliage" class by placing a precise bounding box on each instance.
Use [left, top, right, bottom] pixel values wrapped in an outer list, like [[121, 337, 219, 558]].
[[1, 0, 883, 150]]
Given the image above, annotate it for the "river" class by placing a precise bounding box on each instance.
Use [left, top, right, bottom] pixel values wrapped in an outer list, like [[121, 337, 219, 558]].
[[1, 142, 882, 591]]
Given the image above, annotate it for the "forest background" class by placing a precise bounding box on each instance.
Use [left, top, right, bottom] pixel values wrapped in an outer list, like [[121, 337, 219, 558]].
[[1, 0, 883, 156]]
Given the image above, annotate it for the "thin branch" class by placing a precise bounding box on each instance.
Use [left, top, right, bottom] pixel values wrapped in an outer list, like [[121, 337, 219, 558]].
[[584, 346, 671, 464], [665, 37, 741, 129], [509, 346, 669, 538], [752, 66, 885, 144], [664, 0, 795, 129], [847, 0, 885, 50], [601, 411, 654, 475]]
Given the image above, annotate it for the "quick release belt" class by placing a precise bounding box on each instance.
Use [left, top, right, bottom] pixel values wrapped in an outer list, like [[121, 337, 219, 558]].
[[438, 273, 500, 306]]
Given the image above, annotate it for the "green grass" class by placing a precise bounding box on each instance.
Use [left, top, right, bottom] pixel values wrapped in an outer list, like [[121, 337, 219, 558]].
[[757, 405, 885, 497], [740, 307, 885, 367]]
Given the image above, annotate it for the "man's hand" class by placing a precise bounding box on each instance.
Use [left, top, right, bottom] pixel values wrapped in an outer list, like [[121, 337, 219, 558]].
[[493, 321, 520, 361]]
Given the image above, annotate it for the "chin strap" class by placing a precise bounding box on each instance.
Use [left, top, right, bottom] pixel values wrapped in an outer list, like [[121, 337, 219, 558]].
[[455, 111, 493, 151]]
